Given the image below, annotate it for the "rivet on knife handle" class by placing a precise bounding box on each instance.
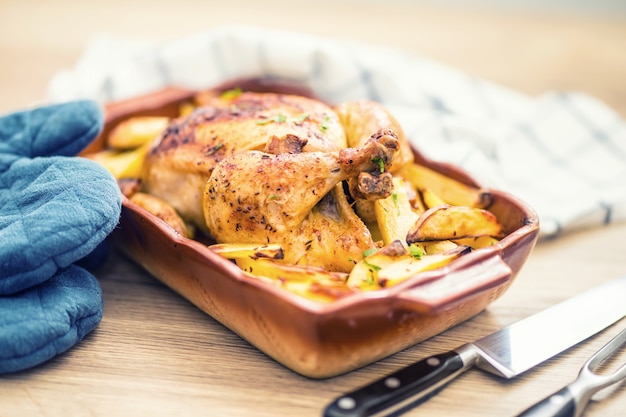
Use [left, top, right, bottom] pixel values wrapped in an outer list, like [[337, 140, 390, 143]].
[[323, 350, 471, 417]]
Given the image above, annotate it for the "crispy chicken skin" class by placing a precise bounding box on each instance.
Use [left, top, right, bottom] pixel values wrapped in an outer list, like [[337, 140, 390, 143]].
[[204, 132, 399, 271], [142, 91, 413, 271], [142, 92, 347, 231]]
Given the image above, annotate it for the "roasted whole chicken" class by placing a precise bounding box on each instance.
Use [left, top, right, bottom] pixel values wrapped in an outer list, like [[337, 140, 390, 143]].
[[140, 91, 415, 272]]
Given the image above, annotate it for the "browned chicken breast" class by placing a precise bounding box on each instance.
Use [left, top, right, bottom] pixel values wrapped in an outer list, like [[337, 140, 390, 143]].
[[142, 92, 347, 231]]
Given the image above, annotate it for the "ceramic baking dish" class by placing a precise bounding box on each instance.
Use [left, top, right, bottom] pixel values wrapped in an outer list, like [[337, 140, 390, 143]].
[[89, 79, 540, 379]]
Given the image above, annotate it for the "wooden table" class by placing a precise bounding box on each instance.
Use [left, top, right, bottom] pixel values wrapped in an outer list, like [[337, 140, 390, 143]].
[[1, 1, 625, 416]]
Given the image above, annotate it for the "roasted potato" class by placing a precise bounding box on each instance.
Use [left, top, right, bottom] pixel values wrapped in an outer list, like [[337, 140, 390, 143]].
[[209, 243, 284, 260], [129, 192, 194, 238], [400, 162, 492, 208], [83, 141, 150, 180], [108, 116, 169, 150], [407, 204, 504, 243], [346, 240, 470, 290], [374, 177, 420, 246]]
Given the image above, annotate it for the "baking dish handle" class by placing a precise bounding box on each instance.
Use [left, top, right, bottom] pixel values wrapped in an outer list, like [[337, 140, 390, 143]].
[[394, 250, 513, 313]]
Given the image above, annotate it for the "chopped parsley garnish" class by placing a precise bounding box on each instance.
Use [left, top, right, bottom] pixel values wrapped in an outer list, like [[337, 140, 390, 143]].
[[372, 156, 385, 173], [362, 248, 377, 258], [294, 113, 309, 124], [256, 114, 287, 125], [392, 189, 399, 213], [320, 115, 330, 131], [220, 87, 242, 99], [206, 143, 224, 155], [363, 259, 381, 272], [409, 243, 425, 259]]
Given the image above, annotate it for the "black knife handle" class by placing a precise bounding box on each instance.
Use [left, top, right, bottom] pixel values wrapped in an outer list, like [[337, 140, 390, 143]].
[[514, 387, 576, 417], [323, 351, 465, 417]]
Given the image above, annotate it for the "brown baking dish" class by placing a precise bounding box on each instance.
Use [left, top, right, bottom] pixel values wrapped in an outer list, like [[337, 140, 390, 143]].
[[89, 79, 540, 379]]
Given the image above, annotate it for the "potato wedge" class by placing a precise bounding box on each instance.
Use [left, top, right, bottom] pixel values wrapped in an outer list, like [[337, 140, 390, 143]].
[[374, 177, 420, 246], [377, 245, 471, 287], [346, 240, 407, 290], [407, 205, 504, 243], [400, 162, 492, 208], [346, 257, 385, 291], [108, 116, 169, 150], [235, 257, 353, 303], [420, 188, 447, 209], [84, 141, 150, 179], [130, 192, 194, 238], [347, 240, 470, 290], [179, 101, 196, 117], [209, 243, 284, 260], [235, 257, 348, 284], [453, 235, 500, 249], [279, 278, 355, 303], [421, 240, 459, 254]]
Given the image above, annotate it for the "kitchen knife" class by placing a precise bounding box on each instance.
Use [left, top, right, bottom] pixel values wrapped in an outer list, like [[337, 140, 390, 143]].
[[323, 275, 626, 417]]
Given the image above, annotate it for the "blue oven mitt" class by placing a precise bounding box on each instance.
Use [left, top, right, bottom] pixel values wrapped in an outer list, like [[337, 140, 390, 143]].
[[0, 101, 122, 373]]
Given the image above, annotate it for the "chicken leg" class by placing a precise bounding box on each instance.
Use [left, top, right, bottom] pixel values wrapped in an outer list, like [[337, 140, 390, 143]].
[[203, 131, 400, 271]]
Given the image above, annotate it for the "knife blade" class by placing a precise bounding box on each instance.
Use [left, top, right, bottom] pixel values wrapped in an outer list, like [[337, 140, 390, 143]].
[[323, 275, 626, 417]]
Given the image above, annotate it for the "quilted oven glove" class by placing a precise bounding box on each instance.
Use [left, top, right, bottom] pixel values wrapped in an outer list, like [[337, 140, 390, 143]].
[[0, 101, 122, 373]]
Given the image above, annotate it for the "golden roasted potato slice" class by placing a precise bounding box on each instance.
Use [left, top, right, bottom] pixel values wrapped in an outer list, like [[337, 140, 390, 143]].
[[421, 240, 459, 254], [374, 177, 420, 246], [346, 240, 406, 290], [233, 257, 353, 302], [107, 116, 169, 150], [84, 141, 150, 179], [347, 256, 389, 291], [179, 101, 196, 117], [377, 245, 471, 288], [209, 243, 284, 260], [400, 162, 492, 208], [278, 278, 355, 303], [234, 257, 348, 284], [453, 235, 500, 249], [407, 205, 504, 243], [347, 240, 470, 290], [347, 241, 408, 288], [420, 187, 447, 209], [129, 192, 194, 238]]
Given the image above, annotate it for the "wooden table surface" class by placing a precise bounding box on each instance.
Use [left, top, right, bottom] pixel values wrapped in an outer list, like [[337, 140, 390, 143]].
[[1, 1, 626, 416]]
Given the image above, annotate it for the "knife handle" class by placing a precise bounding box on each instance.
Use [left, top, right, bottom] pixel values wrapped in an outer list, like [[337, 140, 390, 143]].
[[514, 387, 576, 417], [323, 350, 466, 417]]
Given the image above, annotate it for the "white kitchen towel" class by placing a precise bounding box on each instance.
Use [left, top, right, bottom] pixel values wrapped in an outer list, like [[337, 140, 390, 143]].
[[48, 24, 626, 239]]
